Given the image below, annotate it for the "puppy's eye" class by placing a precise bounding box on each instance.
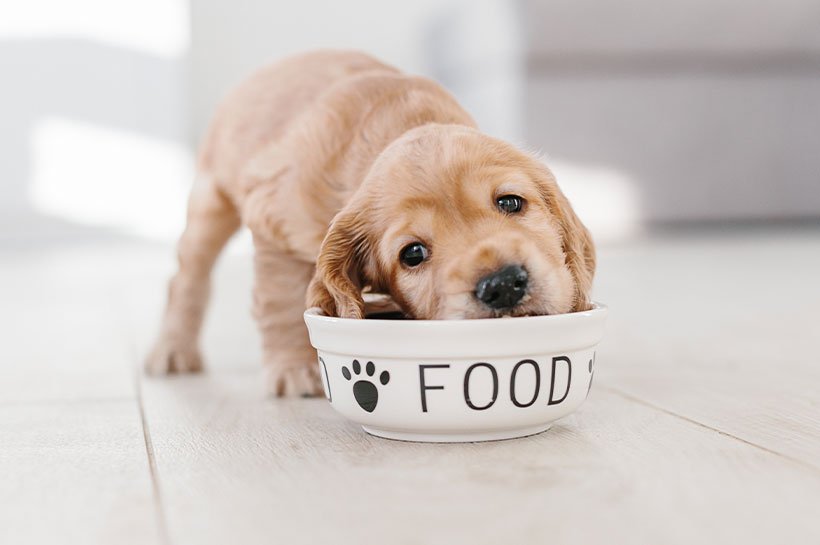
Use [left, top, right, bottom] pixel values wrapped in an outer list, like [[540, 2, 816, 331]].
[[496, 195, 524, 213], [399, 243, 429, 267]]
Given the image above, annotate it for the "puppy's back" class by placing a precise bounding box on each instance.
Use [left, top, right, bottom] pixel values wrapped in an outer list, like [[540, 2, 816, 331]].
[[199, 50, 398, 183]]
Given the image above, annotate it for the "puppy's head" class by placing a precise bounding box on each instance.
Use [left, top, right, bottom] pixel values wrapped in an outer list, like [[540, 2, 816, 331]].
[[308, 125, 595, 319]]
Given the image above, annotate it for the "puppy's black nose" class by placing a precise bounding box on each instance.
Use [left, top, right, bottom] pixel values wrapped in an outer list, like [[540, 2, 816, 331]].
[[474, 264, 528, 310]]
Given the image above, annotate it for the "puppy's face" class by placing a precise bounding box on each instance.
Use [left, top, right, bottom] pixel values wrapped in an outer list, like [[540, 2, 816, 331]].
[[308, 125, 595, 319]]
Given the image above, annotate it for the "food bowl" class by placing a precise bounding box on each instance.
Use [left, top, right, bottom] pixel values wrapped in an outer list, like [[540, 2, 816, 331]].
[[303, 303, 607, 443]]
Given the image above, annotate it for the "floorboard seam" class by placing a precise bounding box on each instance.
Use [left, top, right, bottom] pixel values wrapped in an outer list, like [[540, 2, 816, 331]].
[[135, 368, 173, 545], [601, 386, 820, 475]]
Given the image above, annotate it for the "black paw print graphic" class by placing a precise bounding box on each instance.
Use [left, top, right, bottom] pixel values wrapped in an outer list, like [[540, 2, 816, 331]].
[[342, 360, 390, 412]]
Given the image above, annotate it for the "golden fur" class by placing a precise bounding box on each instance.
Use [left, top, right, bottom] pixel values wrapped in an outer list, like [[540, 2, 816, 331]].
[[146, 50, 595, 396]]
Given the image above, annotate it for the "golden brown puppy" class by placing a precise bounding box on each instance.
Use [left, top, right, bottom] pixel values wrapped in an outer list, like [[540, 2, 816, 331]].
[[146, 50, 595, 396]]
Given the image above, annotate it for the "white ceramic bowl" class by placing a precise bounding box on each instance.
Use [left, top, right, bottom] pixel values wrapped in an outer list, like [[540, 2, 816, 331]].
[[303, 303, 607, 443]]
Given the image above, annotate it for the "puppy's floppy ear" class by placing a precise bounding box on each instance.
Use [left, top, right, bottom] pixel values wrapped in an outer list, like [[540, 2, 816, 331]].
[[539, 174, 596, 311], [307, 207, 371, 319]]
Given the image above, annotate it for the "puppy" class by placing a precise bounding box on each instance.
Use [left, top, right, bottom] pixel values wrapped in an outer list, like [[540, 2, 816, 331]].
[[145, 50, 595, 396]]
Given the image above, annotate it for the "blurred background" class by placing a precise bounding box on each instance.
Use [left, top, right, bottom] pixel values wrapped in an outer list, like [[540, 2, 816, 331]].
[[4, 0, 819, 246]]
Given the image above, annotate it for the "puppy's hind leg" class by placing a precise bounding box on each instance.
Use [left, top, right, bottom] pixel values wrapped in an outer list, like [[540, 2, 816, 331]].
[[145, 175, 240, 375], [252, 237, 322, 397]]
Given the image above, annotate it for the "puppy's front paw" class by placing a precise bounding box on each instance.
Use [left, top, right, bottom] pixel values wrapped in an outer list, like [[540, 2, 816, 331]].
[[144, 337, 204, 375], [266, 364, 323, 397]]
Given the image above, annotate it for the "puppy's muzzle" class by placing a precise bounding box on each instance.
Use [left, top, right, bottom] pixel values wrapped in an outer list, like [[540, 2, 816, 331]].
[[474, 264, 528, 310]]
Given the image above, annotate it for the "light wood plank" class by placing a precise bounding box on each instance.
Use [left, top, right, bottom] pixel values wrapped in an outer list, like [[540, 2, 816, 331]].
[[0, 240, 257, 403], [0, 401, 162, 545], [0, 246, 136, 403], [593, 231, 820, 466], [141, 372, 820, 545]]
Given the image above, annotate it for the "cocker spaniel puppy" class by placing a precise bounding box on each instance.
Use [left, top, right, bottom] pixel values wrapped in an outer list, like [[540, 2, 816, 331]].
[[146, 50, 595, 396]]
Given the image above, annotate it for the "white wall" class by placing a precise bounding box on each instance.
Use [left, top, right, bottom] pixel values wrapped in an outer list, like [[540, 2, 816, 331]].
[[189, 0, 464, 144], [3, 0, 818, 244], [0, 0, 191, 240]]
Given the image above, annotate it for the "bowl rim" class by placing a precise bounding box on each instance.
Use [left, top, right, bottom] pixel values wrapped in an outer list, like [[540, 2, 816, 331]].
[[304, 301, 607, 325], [303, 302, 608, 358]]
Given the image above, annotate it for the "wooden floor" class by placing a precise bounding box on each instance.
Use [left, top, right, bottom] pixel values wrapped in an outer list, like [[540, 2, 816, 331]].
[[2, 227, 819, 545]]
